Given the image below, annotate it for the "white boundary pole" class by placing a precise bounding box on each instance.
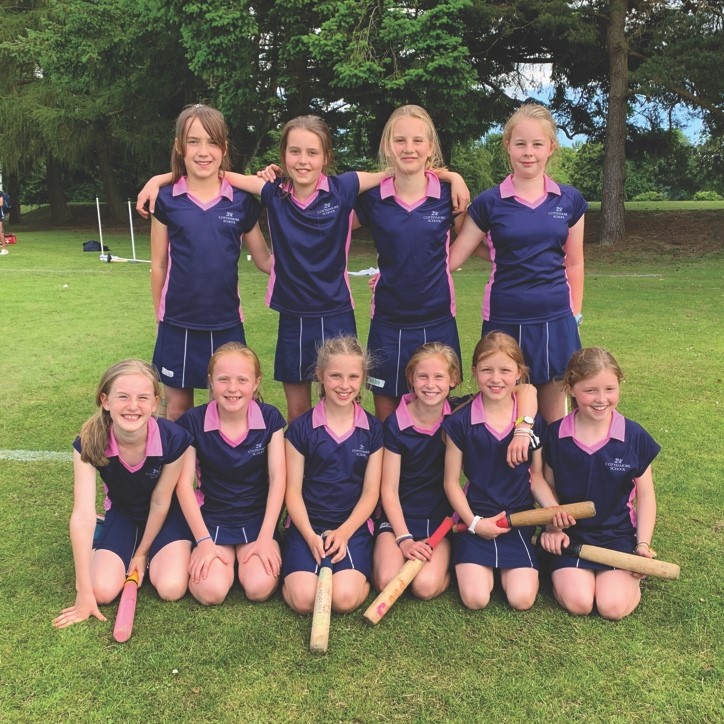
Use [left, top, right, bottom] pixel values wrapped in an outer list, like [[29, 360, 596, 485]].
[[127, 199, 137, 261], [95, 196, 104, 252]]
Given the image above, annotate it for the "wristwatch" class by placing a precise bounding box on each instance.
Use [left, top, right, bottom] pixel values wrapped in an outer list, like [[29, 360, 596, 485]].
[[574, 313, 584, 327], [515, 415, 534, 426]]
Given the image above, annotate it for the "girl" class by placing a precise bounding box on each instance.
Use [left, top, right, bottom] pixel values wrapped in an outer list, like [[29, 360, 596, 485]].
[[138, 114, 468, 423], [442, 333, 572, 611], [448, 104, 587, 424], [53, 360, 193, 629], [174, 343, 286, 605], [282, 336, 383, 614], [374, 342, 540, 600], [540, 348, 659, 620], [355, 105, 464, 421], [150, 104, 272, 421], [372, 343, 461, 600]]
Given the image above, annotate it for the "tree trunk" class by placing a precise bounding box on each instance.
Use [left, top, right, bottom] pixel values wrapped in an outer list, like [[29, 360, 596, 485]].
[[95, 131, 124, 223], [46, 155, 71, 225], [6, 172, 21, 224], [599, 0, 628, 247]]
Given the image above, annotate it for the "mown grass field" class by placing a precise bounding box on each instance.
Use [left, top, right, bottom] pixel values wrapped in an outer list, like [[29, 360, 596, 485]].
[[0, 208, 722, 722]]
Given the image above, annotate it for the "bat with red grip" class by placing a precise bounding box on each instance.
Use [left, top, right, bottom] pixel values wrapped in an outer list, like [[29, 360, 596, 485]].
[[363, 516, 453, 625], [495, 501, 596, 528], [113, 571, 140, 643]]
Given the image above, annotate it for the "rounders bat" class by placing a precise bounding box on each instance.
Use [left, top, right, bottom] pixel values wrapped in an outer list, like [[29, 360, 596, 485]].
[[562, 541, 680, 580], [113, 571, 140, 643], [363, 516, 453, 625], [309, 552, 333, 654], [496, 501, 596, 529]]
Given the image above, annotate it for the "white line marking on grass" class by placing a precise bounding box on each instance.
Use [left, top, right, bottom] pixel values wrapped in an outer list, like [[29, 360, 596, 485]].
[[589, 274, 663, 278], [0, 450, 72, 462]]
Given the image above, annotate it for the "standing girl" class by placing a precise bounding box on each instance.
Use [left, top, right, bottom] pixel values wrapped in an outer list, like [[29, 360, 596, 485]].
[[443, 333, 571, 611], [150, 104, 272, 421], [448, 103, 587, 423], [355, 105, 464, 421], [282, 336, 383, 614], [174, 343, 286, 605], [540, 348, 659, 620], [53, 360, 193, 629], [139, 115, 467, 423], [372, 343, 461, 600]]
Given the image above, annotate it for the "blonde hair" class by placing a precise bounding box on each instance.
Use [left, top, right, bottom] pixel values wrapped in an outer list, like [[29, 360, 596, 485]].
[[79, 360, 161, 468], [279, 115, 334, 176], [171, 104, 231, 182], [405, 342, 461, 393], [315, 335, 369, 402], [378, 105, 445, 173], [562, 348, 624, 408], [207, 342, 263, 401], [502, 103, 558, 155], [471, 332, 529, 384]]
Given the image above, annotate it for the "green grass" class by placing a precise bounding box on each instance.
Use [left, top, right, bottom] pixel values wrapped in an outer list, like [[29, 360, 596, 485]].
[[0, 222, 722, 722], [587, 200, 724, 211]]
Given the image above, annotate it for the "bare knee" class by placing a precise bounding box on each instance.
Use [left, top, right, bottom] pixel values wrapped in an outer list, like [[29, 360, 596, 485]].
[[191, 579, 230, 606], [597, 594, 638, 621], [507, 589, 537, 611], [556, 589, 594, 616], [460, 588, 491, 610], [155, 578, 188, 602], [332, 586, 367, 614], [93, 581, 122, 605], [411, 574, 448, 601], [282, 584, 314, 615], [243, 577, 278, 602]]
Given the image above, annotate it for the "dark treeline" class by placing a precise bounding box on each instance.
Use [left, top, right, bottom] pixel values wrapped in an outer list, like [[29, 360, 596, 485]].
[[1, 1, 722, 243]]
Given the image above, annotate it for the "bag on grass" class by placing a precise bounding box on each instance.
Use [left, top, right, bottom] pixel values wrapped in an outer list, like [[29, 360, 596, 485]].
[[5, 233, 16, 245], [83, 239, 109, 252]]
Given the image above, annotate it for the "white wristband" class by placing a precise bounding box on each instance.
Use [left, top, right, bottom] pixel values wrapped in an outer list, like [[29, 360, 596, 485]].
[[468, 515, 482, 535]]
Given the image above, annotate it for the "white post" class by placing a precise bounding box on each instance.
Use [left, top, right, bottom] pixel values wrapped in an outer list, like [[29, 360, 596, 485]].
[[95, 197, 104, 251], [127, 199, 137, 261]]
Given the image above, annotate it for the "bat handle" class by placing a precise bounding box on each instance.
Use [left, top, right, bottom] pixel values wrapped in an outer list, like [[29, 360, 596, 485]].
[[495, 513, 512, 529], [124, 571, 140, 585]]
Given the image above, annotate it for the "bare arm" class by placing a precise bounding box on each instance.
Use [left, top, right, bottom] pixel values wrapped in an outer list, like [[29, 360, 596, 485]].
[[130, 448, 191, 580], [633, 466, 657, 557], [448, 214, 487, 270], [53, 451, 107, 628], [356, 171, 387, 194], [325, 448, 382, 563], [284, 440, 324, 563], [241, 429, 287, 576], [243, 223, 272, 275], [563, 215, 585, 316], [136, 173, 173, 218]]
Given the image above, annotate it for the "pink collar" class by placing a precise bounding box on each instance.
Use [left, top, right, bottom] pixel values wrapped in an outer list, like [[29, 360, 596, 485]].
[[559, 409, 625, 441], [395, 392, 450, 433], [312, 400, 369, 430], [499, 174, 560, 198], [172, 176, 233, 201], [203, 399, 266, 432], [105, 416, 162, 458], [469, 393, 517, 425], [380, 171, 441, 200]]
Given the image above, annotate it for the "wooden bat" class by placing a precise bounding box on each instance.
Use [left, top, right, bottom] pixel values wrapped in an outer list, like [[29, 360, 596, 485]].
[[309, 552, 333, 654], [363, 516, 453, 625], [113, 571, 140, 643], [496, 501, 596, 528], [560, 541, 680, 580]]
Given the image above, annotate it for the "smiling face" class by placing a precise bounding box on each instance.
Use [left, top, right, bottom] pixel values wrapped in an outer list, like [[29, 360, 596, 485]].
[[473, 351, 521, 403], [410, 354, 454, 409], [570, 370, 620, 423], [179, 117, 224, 182], [388, 116, 433, 176], [505, 117, 556, 180], [318, 353, 364, 409], [283, 128, 327, 195], [101, 373, 159, 435], [209, 352, 260, 415]]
